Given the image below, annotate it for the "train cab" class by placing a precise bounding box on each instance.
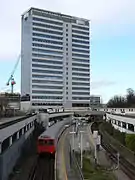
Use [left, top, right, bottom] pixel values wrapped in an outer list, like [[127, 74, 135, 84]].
[[37, 135, 56, 155]]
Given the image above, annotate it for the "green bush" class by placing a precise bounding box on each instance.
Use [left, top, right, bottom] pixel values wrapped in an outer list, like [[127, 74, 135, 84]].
[[125, 134, 135, 152], [103, 121, 114, 136], [113, 129, 126, 145], [83, 156, 116, 180], [102, 122, 126, 145]]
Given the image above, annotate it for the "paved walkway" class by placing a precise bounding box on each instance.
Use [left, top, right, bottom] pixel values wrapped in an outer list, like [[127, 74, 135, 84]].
[[56, 127, 79, 180]]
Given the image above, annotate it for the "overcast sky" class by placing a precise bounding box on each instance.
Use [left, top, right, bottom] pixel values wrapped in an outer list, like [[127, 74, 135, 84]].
[[0, 0, 135, 102]]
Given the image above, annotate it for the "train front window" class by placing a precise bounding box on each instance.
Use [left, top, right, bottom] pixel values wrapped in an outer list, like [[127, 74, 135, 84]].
[[39, 139, 54, 145], [48, 140, 54, 145], [38, 139, 45, 145]]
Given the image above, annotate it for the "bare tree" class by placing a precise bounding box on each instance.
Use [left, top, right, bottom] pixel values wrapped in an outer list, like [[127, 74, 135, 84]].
[[126, 88, 135, 107], [107, 88, 135, 108]]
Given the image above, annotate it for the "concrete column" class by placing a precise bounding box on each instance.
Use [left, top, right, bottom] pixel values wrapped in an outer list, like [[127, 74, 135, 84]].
[[22, 128, 24, 135], [26, 125, 27, 131], [17, 132, 19, 139], [120, 122, 123, 132], [134, 126, 135, 132], [9, 136, 12, 146], [126, 123, 128, 130], [0, 142, 2, 154]]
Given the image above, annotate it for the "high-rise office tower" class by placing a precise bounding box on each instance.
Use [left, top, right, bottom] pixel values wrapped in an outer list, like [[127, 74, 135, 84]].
[[21, 7, 90, 108]]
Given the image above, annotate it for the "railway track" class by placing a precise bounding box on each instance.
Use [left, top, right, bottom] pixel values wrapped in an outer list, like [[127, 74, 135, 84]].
[[102, 139, 135, 180], [28, 121, 71, 180], [28, 156, 54, 180]]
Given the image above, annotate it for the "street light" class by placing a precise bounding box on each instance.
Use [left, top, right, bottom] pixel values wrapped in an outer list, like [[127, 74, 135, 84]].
[[70, 125, 76, 151], [0, 142, 2, 154], [93, 131, 100, 164], [93, 138, 97, 164], [80, 130, 85, 169]]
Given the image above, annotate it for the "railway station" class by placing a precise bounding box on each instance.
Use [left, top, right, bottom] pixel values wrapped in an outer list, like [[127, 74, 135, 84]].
[[0, 107, 135, 180], [0, 3, 135, 180]]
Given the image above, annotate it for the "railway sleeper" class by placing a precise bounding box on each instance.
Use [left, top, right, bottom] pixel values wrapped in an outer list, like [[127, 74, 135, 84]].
[[102, 142, 135, 180]]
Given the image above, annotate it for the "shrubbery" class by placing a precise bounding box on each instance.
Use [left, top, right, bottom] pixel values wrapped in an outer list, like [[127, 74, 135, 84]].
[[125, 134, 135, 152], [103, 121, 126, 145], [102, 121, 135, 152]]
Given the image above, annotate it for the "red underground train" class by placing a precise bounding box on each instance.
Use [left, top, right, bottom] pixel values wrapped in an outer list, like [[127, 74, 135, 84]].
[[37, 120, 68, 156]]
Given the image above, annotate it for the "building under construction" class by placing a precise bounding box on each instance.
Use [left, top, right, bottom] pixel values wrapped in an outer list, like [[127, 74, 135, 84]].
[[0, 93, 20, 117]]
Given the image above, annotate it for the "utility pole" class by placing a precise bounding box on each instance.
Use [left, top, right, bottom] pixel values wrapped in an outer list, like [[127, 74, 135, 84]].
[[70, 125, 76, 151], [93, 131, 99, 165], [81, 132, 83, 169], [80, 131, 85, 169], [72, 126, 75, 151], [0, 142, 2, 154], [94, 138, 97, 164]]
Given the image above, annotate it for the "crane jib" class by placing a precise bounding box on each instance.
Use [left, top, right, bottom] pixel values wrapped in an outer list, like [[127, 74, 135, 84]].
[[6, 54, 21, 93]]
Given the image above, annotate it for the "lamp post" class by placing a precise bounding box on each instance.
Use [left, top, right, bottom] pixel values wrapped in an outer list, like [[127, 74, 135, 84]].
[[70, 125, 76, 151], [0, 142, 2, 154], [93, 131, 99, 165], [80, 130, 85, 169], [93, 138, 97, 164]]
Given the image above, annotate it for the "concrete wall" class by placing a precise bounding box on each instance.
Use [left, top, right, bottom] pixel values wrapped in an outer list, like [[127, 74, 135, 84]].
[[100, 108, 135, 114], [0, 116, 35, 180], [0, 115, 36, 142], [0, 127, 34, 180], [112, 124, 135, 134], [106, 113, 135, 134], [106, 113, 135, 126], [20, 101, 31, 112], [0, 135, 25, 180]]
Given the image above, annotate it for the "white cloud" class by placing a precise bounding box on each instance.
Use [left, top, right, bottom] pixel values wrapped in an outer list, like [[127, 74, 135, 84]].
[[91, 80, 116, 89], [0, 0, 135, 61], [90, 80, 117, 103]]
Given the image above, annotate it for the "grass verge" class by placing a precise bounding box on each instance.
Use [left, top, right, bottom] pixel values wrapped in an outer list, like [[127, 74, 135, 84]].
[[82, 156, 116, 180]]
